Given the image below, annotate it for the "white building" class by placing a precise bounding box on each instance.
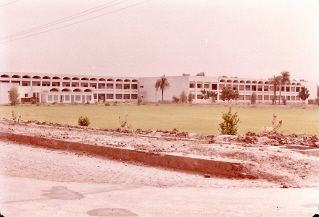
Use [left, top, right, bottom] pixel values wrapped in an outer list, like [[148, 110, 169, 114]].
[[0, 72, 318, 105]]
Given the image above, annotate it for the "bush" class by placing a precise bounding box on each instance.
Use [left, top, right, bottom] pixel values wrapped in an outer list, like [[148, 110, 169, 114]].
[[105, 102, 110, 106], [188, 93, 193, 104], [219, 108, 239, 135], [8, 87, 19, 106], [251, 93, 256, 105], [78, 116, 90, 126], [172, 96, 180, 103], [179, 91, 188, 103], [137, 96, 143, 105], [282, 98, 287, 105]]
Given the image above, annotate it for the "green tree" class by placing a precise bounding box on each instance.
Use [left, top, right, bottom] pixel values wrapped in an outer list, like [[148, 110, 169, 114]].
[[201, 89, 218, 102], [155, 75, 170, 102], [8, 87, 19, 105], [188, 93, 193, 104], [278, 71, 290, 104], [196, 72, 205, 76], [219, 107, 240, 135], [179, 91, 188, 103], [269, 75, 281, 104], [251, 92, 257, 105], [298, 87, 310, 103], [220, 86, 239, 102]]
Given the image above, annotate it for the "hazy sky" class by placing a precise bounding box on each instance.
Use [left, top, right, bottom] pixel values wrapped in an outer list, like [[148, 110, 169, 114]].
[[1, 0, 319, 82]]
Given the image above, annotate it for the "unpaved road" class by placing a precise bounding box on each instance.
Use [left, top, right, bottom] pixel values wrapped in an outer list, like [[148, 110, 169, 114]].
[[1, 141, 319, 217]]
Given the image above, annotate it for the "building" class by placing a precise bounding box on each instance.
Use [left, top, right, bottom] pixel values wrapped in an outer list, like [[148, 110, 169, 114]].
[[0, 72, 318, 105], [0, 73, 139, 104]]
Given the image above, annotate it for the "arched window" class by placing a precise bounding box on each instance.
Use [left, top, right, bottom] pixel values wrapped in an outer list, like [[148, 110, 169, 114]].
[[12, 75, 20, 78], [252, 81, 257, 84], [63, 77, 70, 80], [132, 79, 138, 82], [62, 88, 70, 92], [73, 88, 81, 92], [116, 79, 123, 82], [233, 80, 238, 83], [43, 76, 50, 79], [50, 88, 59, 92], [124, 79, 130, 82], [52, 76, 60, 80], [72, 77, 79, 80], [33, 76, 41, 79], [1, 74, 10, 78], [99, 78, 106, 81], [107, 78, 114, 82], [90, 78, 97, 81], [240, 80, 245, 83], [84, 89, 92, 92], [226, 80, 232, 83], [81, 77, 89, 81], [246, 80, 251, 83], [258, 81, 263, 84], [22, 75, 31, 79], [219, 79, 225, 82]]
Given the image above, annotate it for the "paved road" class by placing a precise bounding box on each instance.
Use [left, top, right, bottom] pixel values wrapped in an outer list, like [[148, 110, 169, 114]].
[[0, 141, 318, 217]]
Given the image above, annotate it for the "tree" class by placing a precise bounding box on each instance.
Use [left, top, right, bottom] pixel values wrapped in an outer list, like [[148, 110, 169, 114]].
[[188, 93, 193, 104], [298, 87, 310, 103], [201, 89, 218, 102], [278, 71, 290, 104], [220, 86, 239, 102], [251, 92, 257, 105], [155, 75, 170, 102], [219, 107, 240, 135], [179, 91, 188, 103], [269, 75, 281, 104], [8, 87, 19, 105]]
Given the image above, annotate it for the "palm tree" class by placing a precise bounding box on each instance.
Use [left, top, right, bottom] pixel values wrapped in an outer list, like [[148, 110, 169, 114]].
[[278, 71, 290, 104], [155, 75, 170, 102], [269, 75, 281, 104]]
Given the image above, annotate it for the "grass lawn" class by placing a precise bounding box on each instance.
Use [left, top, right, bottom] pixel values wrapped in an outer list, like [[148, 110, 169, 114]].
[[0, 104, 318, 135]]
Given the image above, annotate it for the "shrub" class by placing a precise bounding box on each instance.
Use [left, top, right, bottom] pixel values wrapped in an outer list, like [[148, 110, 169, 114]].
[[113, 101, 118, 106], [282, 98, 287, 105], [219, 108, 239, 135], [172, 96, 180, 103], [8, 87, 19, 106], [188, 93, 193, 104], [271, 113, 282, 132], [179, 91, 187, 103], [105, 102, 110, 106], [11, 110, 21, 123], [78, 116, 90, 126], [251, 93, 256, 105], [137, 96, 143, 105]]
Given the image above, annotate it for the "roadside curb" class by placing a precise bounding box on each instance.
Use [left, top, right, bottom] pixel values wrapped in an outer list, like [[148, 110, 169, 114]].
[[0, 132, 255, 179]]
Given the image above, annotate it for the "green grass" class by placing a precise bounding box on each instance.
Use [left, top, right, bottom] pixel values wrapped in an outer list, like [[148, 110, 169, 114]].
[[1, 104, 318, 135]]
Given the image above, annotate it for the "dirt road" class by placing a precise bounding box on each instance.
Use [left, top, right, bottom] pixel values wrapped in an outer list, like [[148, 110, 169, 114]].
[[1, 141, 319, 217]]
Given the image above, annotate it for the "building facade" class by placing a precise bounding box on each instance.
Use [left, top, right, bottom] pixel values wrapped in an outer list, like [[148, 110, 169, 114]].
[[0, 72, 317, 105]]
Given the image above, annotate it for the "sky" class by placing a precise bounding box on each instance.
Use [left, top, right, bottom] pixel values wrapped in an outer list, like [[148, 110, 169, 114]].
[[0, 0, 319, 83]]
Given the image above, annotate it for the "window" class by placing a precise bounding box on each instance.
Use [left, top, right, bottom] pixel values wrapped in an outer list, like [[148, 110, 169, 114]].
[[239, 85, 244, 90], [131, 84, 138, 89], [116, 94, 122, 99], [131, 94, 138, 99], [212, 84, 217, 90], [65, 95, 70, 101], [25, 93, 28, 97], [54, 95, 59, 102], [75, 95, 81, 101], [86, 95, 91, 101], [197, 83, 202, 88], [204, 83, 210, 89], [264, 86, 269, 91], [252, 85, 256, 91], [245, 85, 251, 91], [189, 83, 195, 88], [116, 84, 122, 89], [296, 87, 300, 92], [286, 87, 290, 92], [124, 84, 130, 89], [257, 86, 262, 91], [107, 94, 114, 99], [264, 95, 269, 100], [124, 94, 130, 99], [48, 95, 52, 101], [107, 83, 114, 89]]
